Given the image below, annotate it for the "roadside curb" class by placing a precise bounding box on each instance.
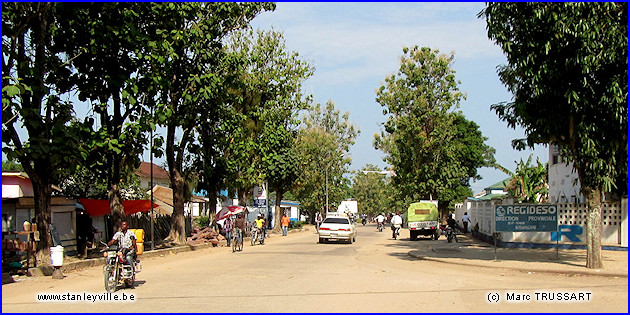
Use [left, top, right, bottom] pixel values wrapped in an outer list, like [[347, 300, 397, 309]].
[[407, 250, 628, 278]]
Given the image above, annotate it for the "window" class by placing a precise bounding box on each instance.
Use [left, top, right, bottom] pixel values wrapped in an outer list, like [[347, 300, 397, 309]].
[[323, 218, 350, 224]]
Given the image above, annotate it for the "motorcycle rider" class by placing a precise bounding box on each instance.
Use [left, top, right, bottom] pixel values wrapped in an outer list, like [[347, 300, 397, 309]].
[[107, 221, 137, 274], [390, 211, 403, 239], [375, 213, 385, 231], [446, 214, 459, 242], [254, 214, 265, 243]]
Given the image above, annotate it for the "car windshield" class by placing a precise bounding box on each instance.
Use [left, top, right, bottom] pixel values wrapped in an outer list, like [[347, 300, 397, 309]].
[[323, 218, 349, 224]]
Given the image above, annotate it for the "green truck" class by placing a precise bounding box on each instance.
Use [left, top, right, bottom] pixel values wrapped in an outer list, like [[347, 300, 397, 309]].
[[407, 201, 440, 240]]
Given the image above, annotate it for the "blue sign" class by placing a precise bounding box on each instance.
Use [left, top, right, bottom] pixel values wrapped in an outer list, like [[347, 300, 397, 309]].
[[495, 204, 558, 232], [253, 199, 266, 207]]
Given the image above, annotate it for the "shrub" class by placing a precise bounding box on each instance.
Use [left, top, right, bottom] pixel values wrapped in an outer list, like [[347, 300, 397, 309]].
[[194, 216, 210, 228]]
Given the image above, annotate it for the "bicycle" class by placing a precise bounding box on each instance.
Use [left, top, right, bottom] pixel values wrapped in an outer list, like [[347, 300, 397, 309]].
[[232, 228, 243, 252]]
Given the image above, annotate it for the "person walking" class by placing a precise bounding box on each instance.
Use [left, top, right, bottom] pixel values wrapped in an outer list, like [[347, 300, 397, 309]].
[[315, 212, 323, 231], [281, 213, 290, 236], [234, 213, 246, 246], [224, 216, 233, 247], [462, 212, 471, 234]]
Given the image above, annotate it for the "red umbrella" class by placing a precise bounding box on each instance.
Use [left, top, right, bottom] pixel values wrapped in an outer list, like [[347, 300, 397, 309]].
[[216, 205, 246, 220]]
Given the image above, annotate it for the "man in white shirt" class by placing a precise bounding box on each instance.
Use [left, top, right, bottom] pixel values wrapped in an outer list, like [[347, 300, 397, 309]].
[[462, 212, 471, 234], [375, 213, 385, 231], [390, 212, 403, 239]]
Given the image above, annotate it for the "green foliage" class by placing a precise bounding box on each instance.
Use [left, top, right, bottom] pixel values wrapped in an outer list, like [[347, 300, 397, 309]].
[[194, 216, 210, 228], [480, 2, 627, 268], [290, 221, 305, 230], [217, 28, 314, 202], [503, 155, 549, 203], [374, 46, 496, 211], [352, 165, 397, 217], [2, 159, 24, 172], [292, 101, 360, 219], [480, 3, 627, 195]]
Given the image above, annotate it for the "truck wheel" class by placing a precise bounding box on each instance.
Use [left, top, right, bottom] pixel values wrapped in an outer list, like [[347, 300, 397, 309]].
[[409, 230, 416, 241]]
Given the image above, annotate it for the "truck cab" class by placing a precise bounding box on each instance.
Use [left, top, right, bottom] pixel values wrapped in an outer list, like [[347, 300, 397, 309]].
[[407, 202, 440, 240]]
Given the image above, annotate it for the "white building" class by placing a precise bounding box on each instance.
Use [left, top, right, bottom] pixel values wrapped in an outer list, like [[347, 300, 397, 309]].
[[548, 144, 583, 203]]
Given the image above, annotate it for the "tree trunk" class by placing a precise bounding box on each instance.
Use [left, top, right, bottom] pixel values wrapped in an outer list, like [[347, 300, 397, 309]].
[[166, 170, 187, 244], [208, 193, 218, 217], [238, 188, 249, 207], [32, 175, 53, 265], [108, 183, 126, 232], [273, 189, 284, 233], [584, 187, 603, 269]]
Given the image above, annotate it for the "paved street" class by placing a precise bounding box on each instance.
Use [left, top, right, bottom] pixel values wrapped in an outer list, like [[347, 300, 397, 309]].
[[2, 224, 627, 312]]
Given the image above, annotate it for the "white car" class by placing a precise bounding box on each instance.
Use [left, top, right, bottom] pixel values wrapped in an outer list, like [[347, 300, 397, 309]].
[[318, 216, 357, 244]]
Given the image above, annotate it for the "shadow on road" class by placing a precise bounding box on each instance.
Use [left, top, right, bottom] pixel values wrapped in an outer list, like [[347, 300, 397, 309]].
[[381, 233, 606, 269]]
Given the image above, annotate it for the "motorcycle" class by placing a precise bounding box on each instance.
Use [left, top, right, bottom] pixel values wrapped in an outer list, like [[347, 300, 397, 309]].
[[444, 226, 457, 243], [362, 218, 367, 226], [101, 242, 141, 293], [250, 227, 265, 246], [377, 222, 384, 232], [392, 224, 401, 240]]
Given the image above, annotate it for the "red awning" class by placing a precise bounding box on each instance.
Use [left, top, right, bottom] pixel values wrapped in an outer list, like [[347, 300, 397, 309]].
[[79, 199, 158, 217]]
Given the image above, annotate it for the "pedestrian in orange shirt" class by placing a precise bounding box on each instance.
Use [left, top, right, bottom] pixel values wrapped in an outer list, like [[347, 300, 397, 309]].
[[281, 213, 291, 236]]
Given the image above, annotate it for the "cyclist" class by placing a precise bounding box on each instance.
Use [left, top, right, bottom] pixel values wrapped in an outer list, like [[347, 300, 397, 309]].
[[234, 213, 246, 247]]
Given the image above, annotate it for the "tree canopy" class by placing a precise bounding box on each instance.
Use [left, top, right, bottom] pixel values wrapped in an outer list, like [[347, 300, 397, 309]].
[[480, 2, 627, 268], [374, 46, 496, 212]]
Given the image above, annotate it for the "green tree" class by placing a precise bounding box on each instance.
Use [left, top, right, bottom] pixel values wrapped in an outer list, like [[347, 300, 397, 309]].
[[480, 2, 627, 268], [212, 28, 312, 220], [497, 155, 549, 203], [225, 28, 313, 230], [374, 46, 495, 213], [352, 165, 395, 218], [2, 3, 93, 263], [292, 101, 359, 221], [2, 159, 24, 172], [53, 3, 153, 230], [145, 2, 274, 244]]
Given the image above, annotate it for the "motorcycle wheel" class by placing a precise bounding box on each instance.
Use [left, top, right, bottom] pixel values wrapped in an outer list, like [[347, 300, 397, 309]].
[[251, 231, 256, 246], [104, 265, 117, 293], [124, 273, 135, 288], [447, 234, 453, 243], [232, 237, 237, 252]]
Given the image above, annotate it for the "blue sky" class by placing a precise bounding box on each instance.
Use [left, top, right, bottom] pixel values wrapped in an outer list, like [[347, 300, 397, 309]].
[[4, 2, 548, 195], [249, 2, 548, 193]]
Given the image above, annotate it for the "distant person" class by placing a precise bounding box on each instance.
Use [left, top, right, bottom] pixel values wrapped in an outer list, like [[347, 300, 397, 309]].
[[462, 212, 471, 234], [446, 214, 458, 242], [315, 212, 323, 231], [281, 213, 290, 236], [224, 216, 233, 247]]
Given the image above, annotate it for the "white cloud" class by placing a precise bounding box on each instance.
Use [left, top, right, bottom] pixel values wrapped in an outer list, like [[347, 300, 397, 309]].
[[252, 2, 503, 87]]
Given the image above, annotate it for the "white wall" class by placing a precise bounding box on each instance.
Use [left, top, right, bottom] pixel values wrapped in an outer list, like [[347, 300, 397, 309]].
[[460, 198, 627, 247]]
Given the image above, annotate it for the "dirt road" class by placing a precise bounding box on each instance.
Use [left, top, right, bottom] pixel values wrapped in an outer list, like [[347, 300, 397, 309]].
[[2, 224, 627, 312]]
